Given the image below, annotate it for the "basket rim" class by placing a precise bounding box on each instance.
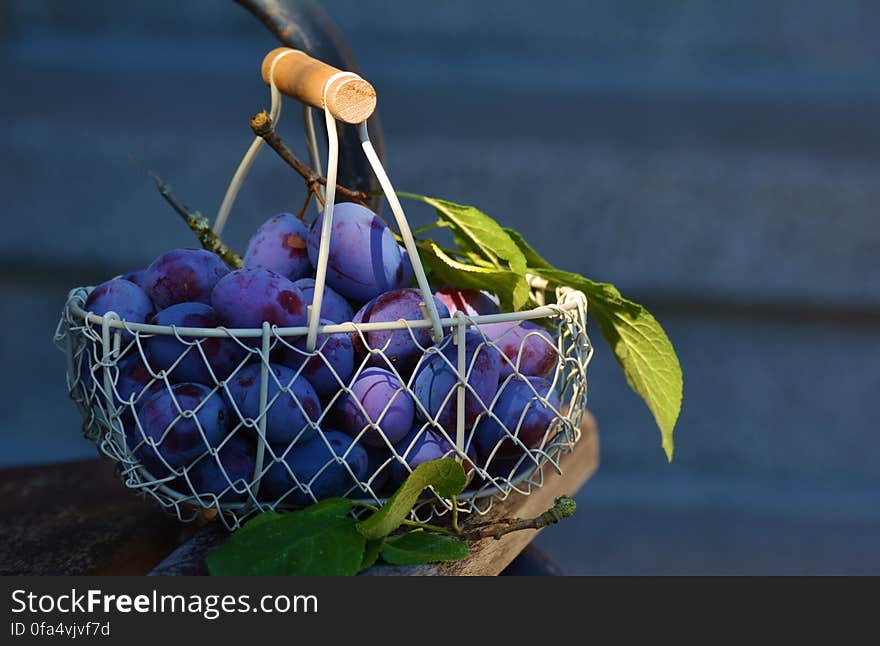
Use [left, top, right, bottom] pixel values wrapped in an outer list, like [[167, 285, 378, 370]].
[[65, 285, 585, 339]]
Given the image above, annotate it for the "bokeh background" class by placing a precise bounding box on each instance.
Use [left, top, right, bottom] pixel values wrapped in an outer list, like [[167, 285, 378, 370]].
[[2, 1, 878, 574]]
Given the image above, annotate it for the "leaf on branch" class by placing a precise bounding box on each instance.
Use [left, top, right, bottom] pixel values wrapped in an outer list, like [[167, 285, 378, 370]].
[[356, 458, 467, 541], [380, 531, 469, 566], [206, 498, 365, 576], [533, 267, 683, 461], [417, 240, 531, 312]]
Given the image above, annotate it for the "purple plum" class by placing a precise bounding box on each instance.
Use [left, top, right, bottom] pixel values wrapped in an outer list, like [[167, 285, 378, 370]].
[[143, 248, 229, 310]]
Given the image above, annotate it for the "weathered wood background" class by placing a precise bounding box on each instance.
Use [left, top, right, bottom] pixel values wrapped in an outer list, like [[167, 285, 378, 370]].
[[1, 0, 878, 573]]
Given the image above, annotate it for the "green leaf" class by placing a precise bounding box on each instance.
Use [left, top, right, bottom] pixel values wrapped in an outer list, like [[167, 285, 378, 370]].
[[206, 498, 365, 576], [361, 539, 383, 571], [503, 227, 552, 269], [402, 194, 527, 272], [417, 240, 530, 311], [236, 510, 284, 536], [533, 267, 682, 460], [380, 531, 469, 566], [357, 458, 467, 541]]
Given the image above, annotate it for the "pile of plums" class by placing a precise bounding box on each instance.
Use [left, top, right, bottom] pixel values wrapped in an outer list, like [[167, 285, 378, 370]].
[[78, 202, 560, 506]]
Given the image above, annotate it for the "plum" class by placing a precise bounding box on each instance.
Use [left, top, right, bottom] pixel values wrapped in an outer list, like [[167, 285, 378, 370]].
[[261, 430, 368, 505], [144, 248, 229, 310], [391, 427, 477, 487], [136, 383, 230, 471], [114, 354, 162, 408], [188, 435, 256, 502], [434, 287, 500, 317], [224, 363, 321, 447], [364, 443, 393, 494], [121, 269, 146, 287], [211, 268, 307, 330], [291, 278, 354, 324], [146, 302, 247, 385], [84, 278, 153, 332], [352, 288, 450, 373], [279, 319, 354, 398], [337, 367, 414, 447], [475, 376, 561, 460], [412, 330, 501, 431], [307, 202, 407, 302], [243, 213, 311, 282], [482, 320, 558, 378]]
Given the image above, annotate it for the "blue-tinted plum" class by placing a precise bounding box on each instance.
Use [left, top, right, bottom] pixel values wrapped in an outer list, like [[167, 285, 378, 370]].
[[188, 435, 256, 502], [243, 213, 311, 281], [398, 246, 415, 288], [434, 287, 500, 318], [352, 288, 451, 373], [363, 444, 392, 494], [291, 278, 354, 324], [391, 427, 477, 486], [121, 269, 146, 287], [279, 319, 354, 398], [337, 367, 414, 447], [114, 354, 162, 407], [211, 268, 307, 330], [224, 363, 321, 447], [84, 279, 153, 331], [482, 320, 558, 378], [136, 383, 230, 471], [261, 430, 368, 505], [475, 377, 561, 460], [144, 248, 229, 310], [146, 302, 246, 384], [412, 331, 501, 431], [307, 202, 406, 302]]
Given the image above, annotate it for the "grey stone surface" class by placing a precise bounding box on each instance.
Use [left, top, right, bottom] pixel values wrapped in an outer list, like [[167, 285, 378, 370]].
[[2, 0, 878, 573]]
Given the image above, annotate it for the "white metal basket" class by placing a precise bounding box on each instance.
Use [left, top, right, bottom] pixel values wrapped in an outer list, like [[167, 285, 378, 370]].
[[54, 49, 594, 530]]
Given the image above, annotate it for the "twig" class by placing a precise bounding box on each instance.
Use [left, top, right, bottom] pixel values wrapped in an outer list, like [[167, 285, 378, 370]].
[[249, 111, 370, 206], [151, 174, 243, 268], [462, 496, 577, 541]]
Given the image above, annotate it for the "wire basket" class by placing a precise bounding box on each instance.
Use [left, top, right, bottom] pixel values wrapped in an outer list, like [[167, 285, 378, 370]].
[[54, 49, 594, 530]]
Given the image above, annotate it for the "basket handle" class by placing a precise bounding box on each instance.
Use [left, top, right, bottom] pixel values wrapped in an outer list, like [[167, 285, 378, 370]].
[[305, 61, 445, 350], [260, 47, 377, 125]]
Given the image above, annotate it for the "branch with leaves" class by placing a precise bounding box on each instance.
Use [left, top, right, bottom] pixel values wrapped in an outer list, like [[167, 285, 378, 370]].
[[205, 459, 578, 575]]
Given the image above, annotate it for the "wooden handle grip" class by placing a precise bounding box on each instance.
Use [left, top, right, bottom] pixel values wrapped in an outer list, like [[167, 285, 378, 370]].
[[261, 47, 377, 124]]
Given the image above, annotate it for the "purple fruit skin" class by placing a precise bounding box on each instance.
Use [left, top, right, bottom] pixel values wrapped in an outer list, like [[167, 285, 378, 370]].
[[144, 248, 230, 310], [146, 302, 246, 385], [225, 363, 321, 447], [391, 428, 477, 486], [243, 213, 311, 282], [338, 367, 414, 447], [413, 331, 501, 431], [114, 355, 162, 407], [261, 430, 368, 505], [364, 444, 392, 494], [352, 288, 451, 374], [188, 435, 255, 502], [136, 383, 230, 471], [121, 269, 146, 287], [84, 279, 153, 326], [398, 247, 415, 287], [211, 268, 307, 329], [279, 319, 354, 398], [475, 377, 561, 460], [482, 320, 557, 378], [291, 278, 354, 324], [434, 287, 500, 318], [307, 202, 406, 302]]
